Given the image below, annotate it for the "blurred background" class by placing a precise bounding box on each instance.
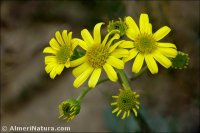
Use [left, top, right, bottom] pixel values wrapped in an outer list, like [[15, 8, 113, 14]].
[[1, 0, 199, 132]]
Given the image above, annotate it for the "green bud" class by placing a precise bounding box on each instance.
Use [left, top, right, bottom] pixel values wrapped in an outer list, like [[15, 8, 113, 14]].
[[171, 51, 189, 69], [107, 18, 127, 37], [59, 99, 80, 122]]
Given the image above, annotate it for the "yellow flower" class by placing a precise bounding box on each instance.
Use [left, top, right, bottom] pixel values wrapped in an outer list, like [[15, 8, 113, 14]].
[[111, 87, 140, 119], [43, 30, 77, 79], [71, 22, 129, 88], [120, 14, 178, 74]]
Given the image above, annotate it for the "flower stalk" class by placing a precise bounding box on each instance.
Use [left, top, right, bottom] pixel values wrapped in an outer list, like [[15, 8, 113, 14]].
[[117, 69, 152, 132], [76, 78, 109, 103]]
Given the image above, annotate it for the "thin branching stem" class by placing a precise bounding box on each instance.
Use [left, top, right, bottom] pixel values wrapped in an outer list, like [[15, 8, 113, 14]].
[[76, 78, 109, 103]]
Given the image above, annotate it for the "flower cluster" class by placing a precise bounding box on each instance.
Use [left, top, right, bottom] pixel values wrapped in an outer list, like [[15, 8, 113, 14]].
[[43, 13, 188, 121]]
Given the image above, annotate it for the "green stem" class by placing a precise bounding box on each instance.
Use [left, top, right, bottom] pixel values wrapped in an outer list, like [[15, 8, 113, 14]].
[[117, 69, 151, 132], [76, 86, 91, 103], [76, 78, 109, 103], [117, 69, 131, 88]]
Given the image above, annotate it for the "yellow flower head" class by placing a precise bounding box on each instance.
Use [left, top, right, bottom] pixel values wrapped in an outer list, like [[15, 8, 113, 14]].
[[71, 22, 129, 88], [111, 87, 140, 119], [43, 30, 77, 79], [119, 14, 178, 74], [59, 99, 80, 122]]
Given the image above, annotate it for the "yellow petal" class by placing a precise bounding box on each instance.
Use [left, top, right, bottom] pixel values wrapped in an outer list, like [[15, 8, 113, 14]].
[[67, 32, 72, 45], [127, 111, 130, 117], [118, 41, 134, 48], [135, 105, 140, 109], [121, 112, 127, 119], [157, 42, 177, 49], [145, 54, 158, 74], [111, 102, 117, 106], [147, 23, 152, 34], [45, 62, 57, 73], [43, 47, 57, 54], [109, 40, 125, 53], [111, 49, 129, 58], [88, 68, 102, 88], [71, 39, 79, 51], [50, 65, 59, 79], [112, 108, 119, 113], [102, 30, 119, 46], [45, 56, 56, 64], [73, 38, 88, 50], [81, 29, 94, 45], [153, 51, 172, 68], [106, 34, 120, 47], [56, 64, 65, 75], [153, 26, 171, 41], [72, 63, 89, 77], [117, 110, 122, 117], [158, 47, 178, 58], [93, 22, 104, 44], [125, 16, 140, 34], [107, 56, 124, 69], [70, 56, 86, 67], [132, 108, 138, 117], [132, 53, 144, 73], [55, 31, 64, 45], [62, 30, 68, 45], [112, 96, 118, 98], [49, 38, 60, 50], [103, 63, 118, 82], [73, 67, 94, 88], [123, 48, 138, 62], [139, 14, 149, 33], [126, 28, 138, 41], [65, 60, 70, 68]]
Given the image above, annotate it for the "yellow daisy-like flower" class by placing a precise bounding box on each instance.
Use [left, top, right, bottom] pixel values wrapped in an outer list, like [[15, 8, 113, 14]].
[[120, 14, 178, 74], [43, 30, 77, 79], [111, 87, 140, 119], [71, 22, 129, 88]]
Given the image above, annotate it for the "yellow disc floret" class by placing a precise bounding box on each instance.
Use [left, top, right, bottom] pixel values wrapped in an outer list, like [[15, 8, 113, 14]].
[[135, 33, 157, 54], [56, 45, 71, 64], [86, 45, 110, 68]]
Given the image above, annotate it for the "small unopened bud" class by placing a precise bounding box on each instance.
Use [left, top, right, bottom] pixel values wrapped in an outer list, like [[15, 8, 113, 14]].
[[107, 18, 127, 37], [59, 99, 80, 122]]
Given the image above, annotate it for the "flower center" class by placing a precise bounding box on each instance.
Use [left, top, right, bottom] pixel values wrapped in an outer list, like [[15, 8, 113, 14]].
[[62, 103, 71, 116], [56, 45, 71, 64], [117, 89, 137, 111], [135, 33, 157, 53], [86, 44, 110, 68]]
